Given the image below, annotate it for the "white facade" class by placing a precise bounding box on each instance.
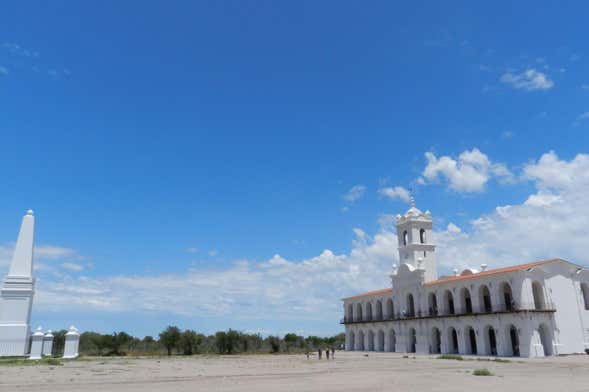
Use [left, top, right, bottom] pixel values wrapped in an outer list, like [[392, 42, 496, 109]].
[[0, 210, 36, 356], [342, 199, 589, 358]]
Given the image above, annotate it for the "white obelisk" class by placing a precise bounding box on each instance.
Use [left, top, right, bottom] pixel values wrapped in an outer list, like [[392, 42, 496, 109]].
[[0, 210, 36, 356]]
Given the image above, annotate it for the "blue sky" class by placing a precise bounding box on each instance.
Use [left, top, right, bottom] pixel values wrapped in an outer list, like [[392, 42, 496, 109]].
[[0, 1, 588, 337]]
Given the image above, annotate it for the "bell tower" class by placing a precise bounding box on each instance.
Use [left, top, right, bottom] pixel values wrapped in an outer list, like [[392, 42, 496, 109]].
[[396, 196, 437, 282]]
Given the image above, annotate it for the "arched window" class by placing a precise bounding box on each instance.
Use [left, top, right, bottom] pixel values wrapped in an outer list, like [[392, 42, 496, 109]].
[[375, 300, 383, 321], [420, 228, 426, 244], [403, 230, 408, 246], [447, 327, 458, 354], [532, 281, 546, 310], [501, 282, 514, 311], [406, 293, 415, 317], [465, 326, 477, 355], [365, 302, 373, 321], [356, 303, 363, 322], [444, 290, 455, 315], [461, 288, 472, 314], [431, 327, 441, 354], [581, 283, 589, 310], [479, 285, 492, 312], [388, 329, 396, 352], [407, 328, 417, 353], [428, 292, 438, 316], [347, 304, 353, 322], [386, 298, 394, 319]]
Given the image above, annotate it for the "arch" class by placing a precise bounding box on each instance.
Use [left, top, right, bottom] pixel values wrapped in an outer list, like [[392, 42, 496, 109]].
[[386, 298, 394, 319], [538, 324, 553, 356], [407, 328, 417, 353], [500, 282, 514, 311], [377, 330, 385, 352], [464, 326, 477, 355], [403, 230, 408, 246], [444, 290, 455, 315], [367, 330, 375, 351], [428, 292, 438, 316], [447, 327, 459, 354], [484, 325, 497, 356], [461, 287, 473, 314], [507, 325, 520, 357], [532, 281, 546, 310], [406, 293, 415, 317], [366, 302, 373, 321], [479, 285, 492, 312], [419, 228, 426, 244], [388, 329, 396, 352], [431, 327, 441, 354], [347, 304, 354, 322], [582, 283, 589, 310], [357, 330, 365, 351], [375, 300, 383, 321], [356, 303, 363, 322], [348, 331, 355, 351]]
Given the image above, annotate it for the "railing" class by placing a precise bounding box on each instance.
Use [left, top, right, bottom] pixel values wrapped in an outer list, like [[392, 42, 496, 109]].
[[340, 301, 555, 324]]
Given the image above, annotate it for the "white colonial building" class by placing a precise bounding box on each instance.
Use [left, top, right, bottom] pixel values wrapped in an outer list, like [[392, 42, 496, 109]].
[[342, 198, 589, 358]]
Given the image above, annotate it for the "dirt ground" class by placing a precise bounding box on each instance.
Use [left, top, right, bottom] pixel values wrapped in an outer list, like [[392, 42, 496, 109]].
[[1, 351, 588, 392]]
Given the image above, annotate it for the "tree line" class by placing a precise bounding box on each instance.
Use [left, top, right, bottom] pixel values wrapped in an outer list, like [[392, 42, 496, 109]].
[[56, 326, 345, 356]]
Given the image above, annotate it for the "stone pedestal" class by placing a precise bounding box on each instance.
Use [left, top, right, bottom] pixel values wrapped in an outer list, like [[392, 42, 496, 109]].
[[29, 327, 44, 360], [42, 330, 54, 356], [63, 326, 80, 359]]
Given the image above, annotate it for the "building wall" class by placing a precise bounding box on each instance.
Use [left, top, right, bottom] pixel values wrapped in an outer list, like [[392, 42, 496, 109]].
[[343, 261, 589, 357]]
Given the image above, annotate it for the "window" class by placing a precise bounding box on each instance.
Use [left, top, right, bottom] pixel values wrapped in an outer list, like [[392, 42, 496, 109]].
[[403, 230, 408, 246], [420, 228, 426, 244], [406, 294, 415, 317], [532, 281, 546, 310]]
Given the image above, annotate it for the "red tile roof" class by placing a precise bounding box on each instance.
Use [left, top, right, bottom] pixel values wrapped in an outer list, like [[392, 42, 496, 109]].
[[343, 288, 392, 300], [424, 258, 561, 286], [342, 258, 564, 301]]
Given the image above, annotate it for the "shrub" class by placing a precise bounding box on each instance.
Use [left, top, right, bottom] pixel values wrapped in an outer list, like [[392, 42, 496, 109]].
[[473, 368, 493, 376], [437, 354, 463, 360]]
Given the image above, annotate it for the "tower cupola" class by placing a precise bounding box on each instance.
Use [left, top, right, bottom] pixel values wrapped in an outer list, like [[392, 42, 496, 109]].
[[395, 197, 437, 282]]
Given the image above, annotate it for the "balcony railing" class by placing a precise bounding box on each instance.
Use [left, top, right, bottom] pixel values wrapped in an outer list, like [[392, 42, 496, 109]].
[[340, 301, 555, 324]]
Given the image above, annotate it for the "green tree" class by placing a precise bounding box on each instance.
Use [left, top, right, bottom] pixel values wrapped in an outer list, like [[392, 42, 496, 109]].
[[283, 333, 301, 352], [180, 330, 203, 355], [268, 336, 281, 353], [159, 326, 182, 355]]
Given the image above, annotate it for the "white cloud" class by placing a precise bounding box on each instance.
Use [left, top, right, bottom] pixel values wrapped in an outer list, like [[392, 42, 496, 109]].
[[378, 186, 410, 202], [342, 185, 366, 203], [36, 245, 77, 260], [501, 131, 514, 139], [420, 148, 513, 192], [5, 150, 589, 335], [573, 112, 589, 126], [435, 152, 589, 270], [523, 151, 589, 190], [61, 262, 84, 272], [500, 69, 554, 91]]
